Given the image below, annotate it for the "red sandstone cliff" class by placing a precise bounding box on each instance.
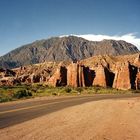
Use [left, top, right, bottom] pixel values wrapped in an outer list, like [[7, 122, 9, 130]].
[[1, 53, 140, 90]]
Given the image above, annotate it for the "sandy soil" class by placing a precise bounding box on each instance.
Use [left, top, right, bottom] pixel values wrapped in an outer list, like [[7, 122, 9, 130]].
[[1, 97, 140, 140]]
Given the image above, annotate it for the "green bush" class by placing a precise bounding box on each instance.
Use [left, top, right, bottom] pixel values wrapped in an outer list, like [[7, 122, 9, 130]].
[[52, 92, 57, 96], [75, 87, 83, 93], [12, 90, 32, 99], [93, 85, 102, 93], [0, 93, 12, 103], [131, 90, 140, 94], [65, 87, 72, 93]]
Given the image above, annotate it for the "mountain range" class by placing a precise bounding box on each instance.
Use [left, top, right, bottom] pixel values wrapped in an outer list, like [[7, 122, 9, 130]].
[[0, 36, 139, 69]]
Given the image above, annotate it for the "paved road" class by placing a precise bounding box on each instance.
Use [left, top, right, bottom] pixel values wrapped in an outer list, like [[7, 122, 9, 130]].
[[0, 94, 140, 129]]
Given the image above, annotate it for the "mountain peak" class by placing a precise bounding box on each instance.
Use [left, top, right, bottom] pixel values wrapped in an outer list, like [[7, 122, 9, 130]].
[[0, 36, 139, 69]]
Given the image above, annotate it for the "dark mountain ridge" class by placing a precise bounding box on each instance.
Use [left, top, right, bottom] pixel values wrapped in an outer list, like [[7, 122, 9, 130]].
[[0, 36, 139, 69]]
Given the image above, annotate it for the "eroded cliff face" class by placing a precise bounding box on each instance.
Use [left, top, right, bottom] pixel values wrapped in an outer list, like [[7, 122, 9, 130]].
[[1, 53, 140, 90], [67, 63, 95, 87], [47, 66, 67, 87], [136, 71, 140, 89], [113, 62, 131, 90]]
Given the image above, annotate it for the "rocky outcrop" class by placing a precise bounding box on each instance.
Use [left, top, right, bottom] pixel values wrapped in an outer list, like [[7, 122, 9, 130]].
[[0, 68, 16, 78], [93, 65, 107, 87], [0, 77, 19, 86], [113, 62, 131, 90], [0, 68, 17, 86], [2, 54, 140, 90], [83, 66, 95, 87], [134, 54, 140, 66], [133, 55, 140, 89], [136, 71, 140, 89], [67, 63, 84, 87], [47, 66, 67, 87], [67, 62, 95, 87], [92, 64, 115, 87]]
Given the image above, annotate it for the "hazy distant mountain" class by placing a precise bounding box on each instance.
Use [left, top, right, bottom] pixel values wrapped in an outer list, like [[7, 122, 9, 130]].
[[0, 36, 139, 69]]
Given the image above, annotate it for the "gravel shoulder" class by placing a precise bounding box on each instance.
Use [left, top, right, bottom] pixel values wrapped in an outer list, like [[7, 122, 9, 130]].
[[1, 97, 140, 140]]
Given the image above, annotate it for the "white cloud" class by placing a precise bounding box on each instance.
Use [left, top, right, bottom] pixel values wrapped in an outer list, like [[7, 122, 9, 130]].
[[60, 33, 140, 50]]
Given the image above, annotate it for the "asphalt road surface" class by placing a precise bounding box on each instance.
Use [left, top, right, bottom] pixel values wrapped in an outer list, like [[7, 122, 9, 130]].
[[0, 94, 140, 129]]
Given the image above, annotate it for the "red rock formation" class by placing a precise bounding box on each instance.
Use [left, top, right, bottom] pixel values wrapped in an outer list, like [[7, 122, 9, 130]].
[[1, 54, 140, 90], [47, 66, 67, 87], [67, 63, 85, 87], [0, 68, 18, 86], [0, 77, 17, 86], [113, 62, 131, 90], [135, 71, 140, 89], [67, 63, 80, 87], [83, 67, 95, 87], [134, 54, 140, 67], [0, 68, 16, 78], [67, 62, 95, 87], [93, 65, 107, 87]]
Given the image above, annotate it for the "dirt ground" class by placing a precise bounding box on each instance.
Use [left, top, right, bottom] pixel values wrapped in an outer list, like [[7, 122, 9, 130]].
[[1, 97, 140, 140]]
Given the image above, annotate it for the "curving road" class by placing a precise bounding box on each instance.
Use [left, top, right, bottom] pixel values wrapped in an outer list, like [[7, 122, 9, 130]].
[[0, 94, 140, 129]]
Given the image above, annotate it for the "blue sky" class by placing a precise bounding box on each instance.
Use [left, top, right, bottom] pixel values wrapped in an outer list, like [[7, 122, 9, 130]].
[[0, 0, 140, 56]]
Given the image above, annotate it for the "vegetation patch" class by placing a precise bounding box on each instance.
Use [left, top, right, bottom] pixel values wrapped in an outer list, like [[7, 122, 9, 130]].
[[12, 90, 32, 99], [0, 85, 139, 103], [65, 87, 72, 93], [0, 93, 12, 103]]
